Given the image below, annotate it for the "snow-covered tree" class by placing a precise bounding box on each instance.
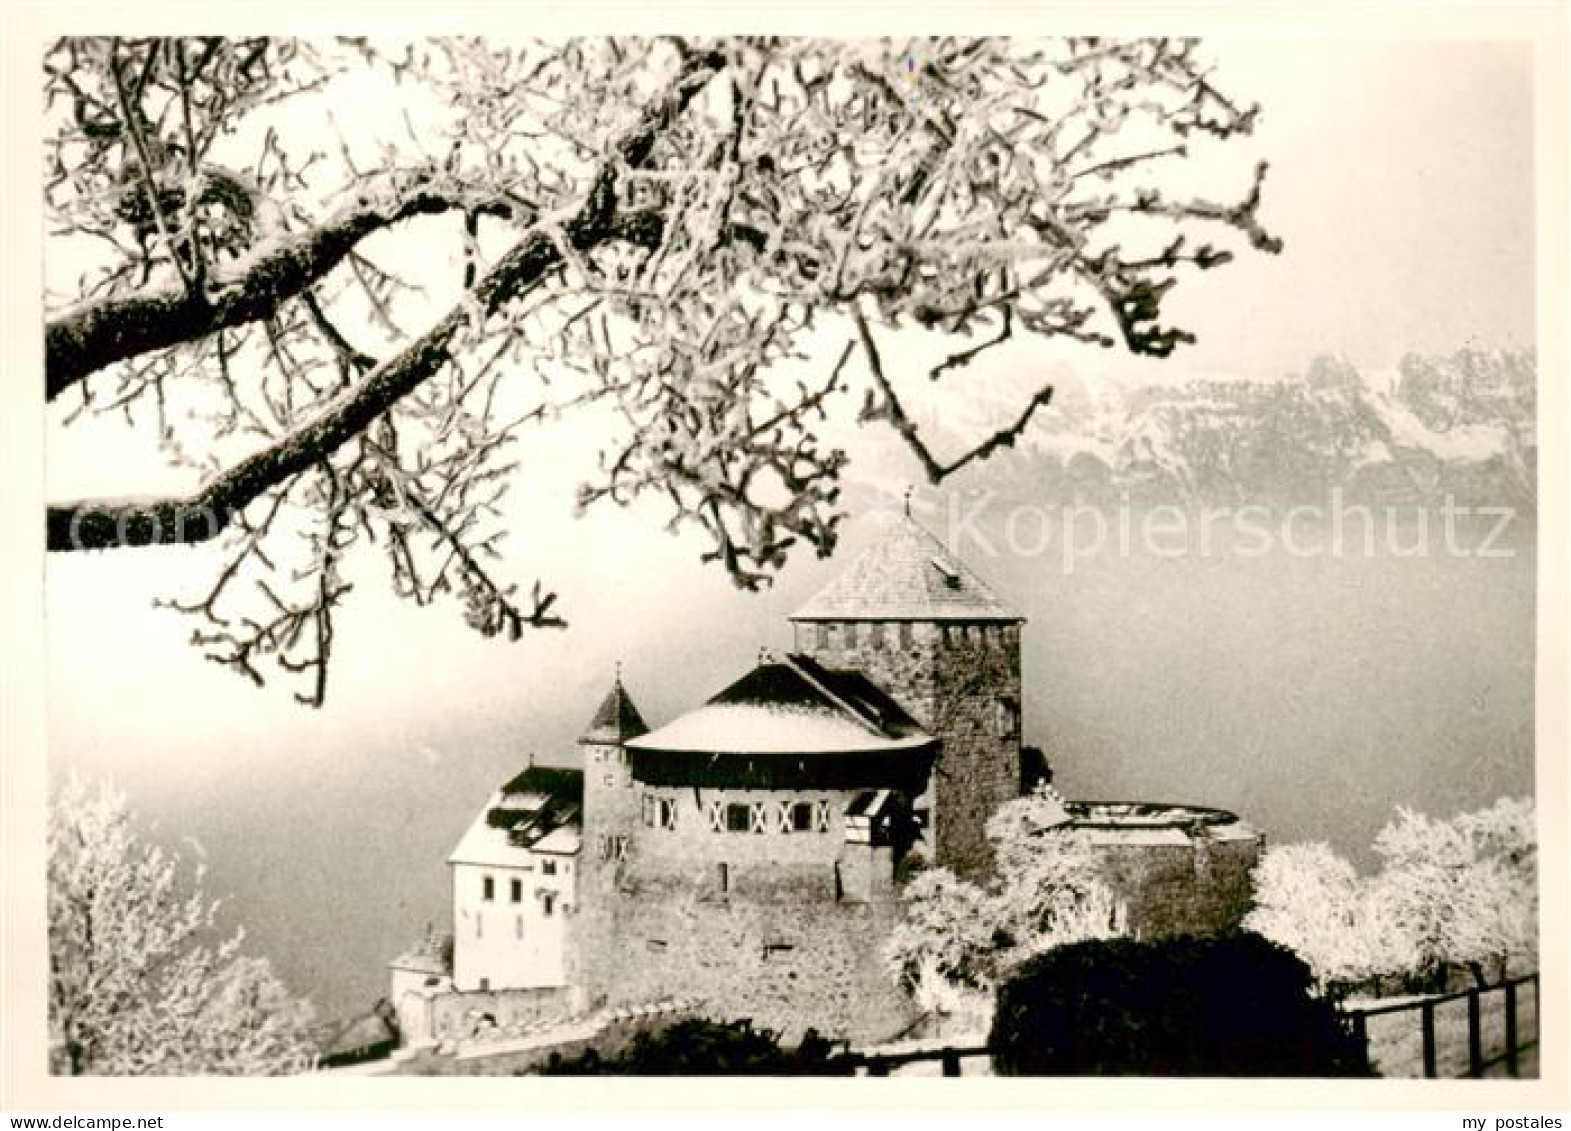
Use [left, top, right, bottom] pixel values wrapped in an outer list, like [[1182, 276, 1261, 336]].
[[883, 867, 999, 994], [1244, 842, 1396, 994], [884, 787, 1126, 1020], [984, 790, 1124, 962], [1371, 797, 1537, 988], [44, 36, 1279, 705], [1247, 798, 1538, 994], [48, 775, 317, 1075]]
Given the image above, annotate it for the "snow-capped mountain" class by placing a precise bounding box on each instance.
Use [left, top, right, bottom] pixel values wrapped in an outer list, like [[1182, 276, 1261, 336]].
[[940, 349, 1537, 509]]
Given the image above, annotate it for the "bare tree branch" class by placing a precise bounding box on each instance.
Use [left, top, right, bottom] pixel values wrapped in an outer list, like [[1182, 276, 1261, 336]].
[[46, 176, 519, 401], [47, 52, 726, 552], [854, 305, 1054, 484]]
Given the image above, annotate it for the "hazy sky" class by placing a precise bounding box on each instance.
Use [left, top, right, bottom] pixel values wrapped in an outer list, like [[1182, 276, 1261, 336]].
[[41, 37, 1541, 1016]]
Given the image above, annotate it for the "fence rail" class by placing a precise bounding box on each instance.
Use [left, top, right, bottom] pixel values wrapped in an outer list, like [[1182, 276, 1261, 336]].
[[1343, 973, 1539, 1079], [849, 1044, 992, 1077]]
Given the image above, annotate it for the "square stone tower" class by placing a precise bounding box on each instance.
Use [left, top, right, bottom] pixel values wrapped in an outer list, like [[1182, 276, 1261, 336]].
[[789, 511, 1024, 880]]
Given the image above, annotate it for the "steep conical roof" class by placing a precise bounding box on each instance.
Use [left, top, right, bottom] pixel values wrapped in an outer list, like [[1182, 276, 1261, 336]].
[[791, 512, 1021, 623], [578, 679, 649, 744]]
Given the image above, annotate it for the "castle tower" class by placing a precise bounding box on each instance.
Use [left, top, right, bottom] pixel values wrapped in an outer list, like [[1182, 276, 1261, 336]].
[[790, 511, 1024, 879], [576, 676, 648, 1003]]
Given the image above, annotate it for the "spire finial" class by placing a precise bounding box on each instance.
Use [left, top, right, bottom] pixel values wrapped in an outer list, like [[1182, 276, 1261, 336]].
[[614, 659, 622, 687], [903, 485, 913, 517]]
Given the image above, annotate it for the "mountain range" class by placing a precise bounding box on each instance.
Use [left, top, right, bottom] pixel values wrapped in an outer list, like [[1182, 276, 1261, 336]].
[[924, 348, 1537, 511]]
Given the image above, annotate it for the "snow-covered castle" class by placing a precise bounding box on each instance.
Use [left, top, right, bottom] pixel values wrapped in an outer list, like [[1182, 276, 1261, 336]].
[[390, 511, 1261, 1046]]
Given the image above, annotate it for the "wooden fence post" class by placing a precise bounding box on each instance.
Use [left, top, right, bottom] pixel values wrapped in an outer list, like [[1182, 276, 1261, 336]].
[[1421, 1000, 1438, 1078], [1350, 1010, 1368, 1058], [1467, 989, 1483, 1077], [1504, 980, 1519, 1078]]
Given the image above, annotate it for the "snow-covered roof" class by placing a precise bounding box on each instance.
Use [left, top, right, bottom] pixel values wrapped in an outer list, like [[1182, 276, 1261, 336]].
[[449, 765, 583, 867], [627, 654, 934, 756], [1060, 801, 1260, 846], [791, 512, 1020, 623]]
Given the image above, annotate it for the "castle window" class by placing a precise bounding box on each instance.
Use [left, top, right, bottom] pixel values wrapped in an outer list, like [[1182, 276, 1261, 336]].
[[708, 801, 725, 832], [899, 621, 914, 648], [482, 875, 495, 902], [510, 878, 523, 903], [844, 622, 858, 648], [816, 623, 829, 650], [659, 797, 678, 831], [725, 803, 752, 833], [480, 978, 490, 992], [613, 836, 627, 862], [814, 800, 832, 833], [996, 697, 1020, 738], [603, 771, 615, 788], [751, 802, 769, 833], [542, 859, 558, 876], [542, 893, 556, 916], [788, 801, 816, 833], [643, 794, 658, 827], [869, 621, 885, 648], [717, 861, 729, 893]]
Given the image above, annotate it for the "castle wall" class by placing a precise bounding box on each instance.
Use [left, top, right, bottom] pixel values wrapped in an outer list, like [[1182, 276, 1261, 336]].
[[1091, 830, 1262, 939], [586, 780, 915, 1042], [604, 873, 915, 1045], [394, 984, 581, 1048], [387, 1000, 695, 1076], [630, 784, 850, 874]]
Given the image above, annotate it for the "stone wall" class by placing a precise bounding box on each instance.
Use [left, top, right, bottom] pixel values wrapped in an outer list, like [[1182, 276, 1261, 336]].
[[392, 983, 581, 1049], [604, 870, 916, 1045], [578, 772, 917, 1042], [1092, 829, 1261, 939], [929, 631, 1021, 880], [387, 1000, 696, 1076]]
